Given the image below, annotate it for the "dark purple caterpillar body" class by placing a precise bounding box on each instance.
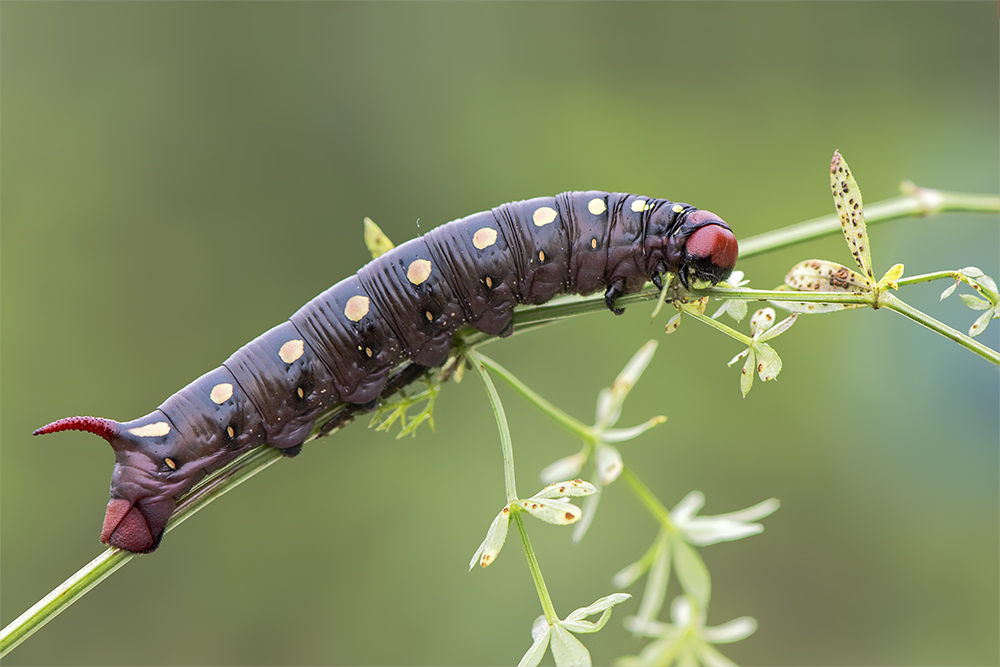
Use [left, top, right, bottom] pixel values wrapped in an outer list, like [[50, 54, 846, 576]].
[[35, 191, 738, 553]]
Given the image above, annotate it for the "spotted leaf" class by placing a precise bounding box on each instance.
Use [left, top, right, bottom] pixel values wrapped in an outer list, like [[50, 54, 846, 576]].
[[532, 479, 598, 500], [518, 498, 582, 525], [469, 506, 511, 570], [830, 150, 874, 286]]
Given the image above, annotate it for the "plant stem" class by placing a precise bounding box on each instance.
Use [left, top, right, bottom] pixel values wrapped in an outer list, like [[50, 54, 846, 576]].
[[879, 292, 1000, 365], [5, 186, 996, 658], [513, 510, 559, 624], [738, 186, 1000, 258], [0, 550, 129, 658], [468, 350, 518, 503], [621, 466, 676, 532], [702, 286, 874, 305], [683, 309, 754, 346], [0, 444, 284, 659], [475, 353, 594, 443]]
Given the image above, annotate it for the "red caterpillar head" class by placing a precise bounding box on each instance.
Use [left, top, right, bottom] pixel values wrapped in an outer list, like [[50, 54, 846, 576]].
[[650, 208, 738, 289], [679, 210, 739, 288], [34, 413, 199, 553]]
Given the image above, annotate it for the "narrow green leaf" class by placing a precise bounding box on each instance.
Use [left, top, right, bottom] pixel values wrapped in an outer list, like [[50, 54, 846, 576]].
[[960, 293, 991, 311], [970, 309, 993, 337], [877, 263, 905, 288], [517, 626, 550, 667], [671, 535, 711, 609], [631, 533, 670, 631], [739, 349, 755, 397], [563, 593, 632, 625], [550, 624, 592, 667], [469, 507, 511, 570], [754, 342, 783, 382], [363, 217, 395, 259]]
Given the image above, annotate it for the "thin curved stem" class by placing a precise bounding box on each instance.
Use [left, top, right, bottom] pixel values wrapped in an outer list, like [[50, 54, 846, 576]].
[[878, 292, 1000, 365]]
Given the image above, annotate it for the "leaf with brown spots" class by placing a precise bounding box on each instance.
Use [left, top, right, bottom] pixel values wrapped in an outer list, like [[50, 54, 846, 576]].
[[830, 151, 874, 287], [468, 505, 512, 570], [533, 479, 598, 500], [520, 498, 582, 525]]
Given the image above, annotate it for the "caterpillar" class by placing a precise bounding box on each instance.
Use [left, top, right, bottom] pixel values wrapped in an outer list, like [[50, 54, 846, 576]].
[[34, 191, 738, 554]]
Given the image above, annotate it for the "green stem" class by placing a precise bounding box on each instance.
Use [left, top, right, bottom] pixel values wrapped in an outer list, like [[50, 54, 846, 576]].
[[738, 186, 1000, 258], [702, 286, 876, 304], [621, 466, 676, 532], [683, 309, 754, 346], [879, 292, 1000, 365], [468, 350, 518, 503], [0, 444, 284, 659], [895, 270, 999, 303], [513, 510, 559, 624], [0, 551, 130, 658], [474, 353, 595, 443], [5, 186, 996, 658]]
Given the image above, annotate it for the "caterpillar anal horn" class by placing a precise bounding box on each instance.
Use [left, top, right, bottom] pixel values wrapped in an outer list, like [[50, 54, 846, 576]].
[[33, 416, 121, 442]]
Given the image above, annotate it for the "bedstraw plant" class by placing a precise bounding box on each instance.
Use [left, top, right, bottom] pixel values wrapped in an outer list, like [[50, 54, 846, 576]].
[[2, 152, 998, 664]]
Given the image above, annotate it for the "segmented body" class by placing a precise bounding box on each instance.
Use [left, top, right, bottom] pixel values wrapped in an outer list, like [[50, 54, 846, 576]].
[[35, 191, 738, 552]]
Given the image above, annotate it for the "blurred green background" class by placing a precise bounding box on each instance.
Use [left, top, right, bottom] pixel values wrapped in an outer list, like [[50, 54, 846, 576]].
[[2, 3, 997, 665]]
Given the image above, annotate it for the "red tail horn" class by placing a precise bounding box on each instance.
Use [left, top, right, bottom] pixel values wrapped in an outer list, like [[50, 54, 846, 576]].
[[33, 416, 120, 442]]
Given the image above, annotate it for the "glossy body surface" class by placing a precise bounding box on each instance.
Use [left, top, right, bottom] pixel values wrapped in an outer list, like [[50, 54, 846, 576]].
[[34, 191, 737, 553]]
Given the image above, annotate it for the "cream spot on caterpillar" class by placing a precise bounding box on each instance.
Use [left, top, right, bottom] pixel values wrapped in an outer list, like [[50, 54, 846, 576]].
[[407, 259, 433, 285], [278, 339, 304, 364], [532, 206, 557, 226], [128, 421, 171, 437], [588, 198, 606, 215], [473, 227, 498, 249], [210, 383, 234, 404], [345, 295, 370, 321], [672, 204, 684, 213]]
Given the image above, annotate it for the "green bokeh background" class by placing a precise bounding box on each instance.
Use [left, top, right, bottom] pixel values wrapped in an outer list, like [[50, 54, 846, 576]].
[[2, 3, 997, 665]]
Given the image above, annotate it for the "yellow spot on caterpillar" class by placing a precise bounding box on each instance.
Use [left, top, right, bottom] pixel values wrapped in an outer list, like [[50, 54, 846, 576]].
[[344, 295, 370, 321], [297, 387, 304, 398], [588, 198, 606, 215], [210, 383, 234, 404], [278, 339, 304, 364], [407, 259, 432, 285], [473, 227, 498, 250], [485, 276, 493, 288], [128, 421, 171, 438], [227, 426, 235, 438], [425, 311, 433, 321], [672, 204, 684, 213], [164, 457, 176, 470], [631, 199, 649, 212], [538, 250, 545, 262], [591, 238, 597, 249], [365, 346, 373, 358], [533, 206, 557, 226]]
